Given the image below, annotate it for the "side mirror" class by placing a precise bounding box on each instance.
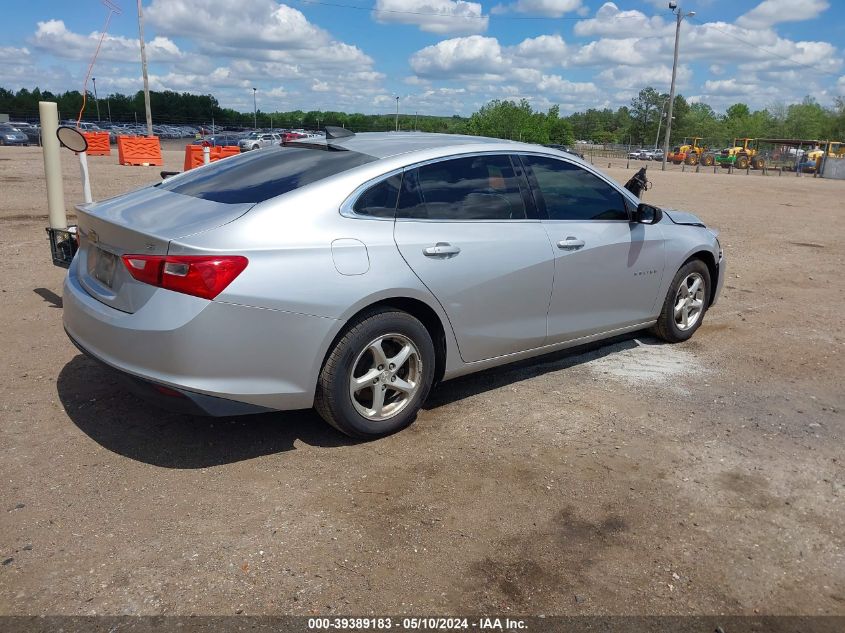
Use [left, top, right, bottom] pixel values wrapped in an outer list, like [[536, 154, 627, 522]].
[[635, 203, 662, 224]]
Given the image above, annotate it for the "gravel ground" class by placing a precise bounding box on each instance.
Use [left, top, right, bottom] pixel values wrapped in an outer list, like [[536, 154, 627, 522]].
[[0, 145, 843, 616]]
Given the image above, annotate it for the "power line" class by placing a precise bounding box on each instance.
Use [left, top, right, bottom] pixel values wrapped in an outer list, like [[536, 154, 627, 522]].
[[687, 16, 842, 79]]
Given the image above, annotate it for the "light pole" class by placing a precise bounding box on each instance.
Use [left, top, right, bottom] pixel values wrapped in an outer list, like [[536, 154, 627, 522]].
[[661, 1, 695, 171], [92, 77, 101, 122], [252, 88, 257, 130], [395, 96, 399, 132]]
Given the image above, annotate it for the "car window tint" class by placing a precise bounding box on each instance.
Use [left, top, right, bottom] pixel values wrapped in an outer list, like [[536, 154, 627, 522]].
[[522, 155, 628, 221], [397, 155, 526, 221], [353, 174, 402, 218], [157, 146, 377, 204]]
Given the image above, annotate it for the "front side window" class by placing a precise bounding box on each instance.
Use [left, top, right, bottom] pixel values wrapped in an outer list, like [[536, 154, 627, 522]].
[[397, 154, 527, 221], [521, 155, 629, 221]]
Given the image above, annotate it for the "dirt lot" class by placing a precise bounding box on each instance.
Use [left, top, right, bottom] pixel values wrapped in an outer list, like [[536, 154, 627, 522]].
[[0, 145, 843, 617]]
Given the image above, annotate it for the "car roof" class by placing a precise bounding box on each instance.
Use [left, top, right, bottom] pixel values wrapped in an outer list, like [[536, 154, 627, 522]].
[[302, 131, 534, 160]]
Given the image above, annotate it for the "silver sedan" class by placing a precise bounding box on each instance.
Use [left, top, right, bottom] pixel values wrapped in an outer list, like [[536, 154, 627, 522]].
[[63, 130, 724, 438]]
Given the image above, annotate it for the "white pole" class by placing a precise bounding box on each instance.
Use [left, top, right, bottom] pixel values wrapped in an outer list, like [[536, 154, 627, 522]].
[[78, 152, 93, 203], [202, 145, 210, 165], [39, 101, 66, 230]]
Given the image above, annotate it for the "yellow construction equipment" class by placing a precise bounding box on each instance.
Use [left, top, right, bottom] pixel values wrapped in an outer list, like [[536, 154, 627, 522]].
[[716, 138, 765, 170], [667, 137, 713, 166]]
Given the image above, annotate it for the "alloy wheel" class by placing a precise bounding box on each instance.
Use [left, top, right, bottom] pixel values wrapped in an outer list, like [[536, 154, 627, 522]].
[[674, 272, 705, 331], [349, 334, 422, 422]]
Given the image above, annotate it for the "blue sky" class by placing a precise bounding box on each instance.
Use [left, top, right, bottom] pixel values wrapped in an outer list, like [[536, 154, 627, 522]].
[[1, 0, 843, 116]]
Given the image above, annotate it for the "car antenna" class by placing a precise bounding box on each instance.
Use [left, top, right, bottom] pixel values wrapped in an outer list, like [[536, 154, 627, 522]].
[[325, 126, 355, 140]]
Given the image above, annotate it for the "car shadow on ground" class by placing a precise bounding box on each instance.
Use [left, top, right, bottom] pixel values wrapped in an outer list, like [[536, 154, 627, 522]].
[[57, 333, 664, 469], [56, 355, 356, 469]]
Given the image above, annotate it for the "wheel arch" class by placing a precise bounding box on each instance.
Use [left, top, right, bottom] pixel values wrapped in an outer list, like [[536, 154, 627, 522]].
[[319, 296, 450, 386], [682, 250, 719, 307]]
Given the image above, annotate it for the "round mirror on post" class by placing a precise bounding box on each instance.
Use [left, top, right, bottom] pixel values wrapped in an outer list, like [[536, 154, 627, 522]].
[[56, 126, 88, 153]]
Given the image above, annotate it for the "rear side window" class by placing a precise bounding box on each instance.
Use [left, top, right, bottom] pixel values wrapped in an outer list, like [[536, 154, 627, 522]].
[[158, 146, 376, 204], [397, 154, 527, 220], [522, 155, 628, 221], [353, 174, 402, 218]]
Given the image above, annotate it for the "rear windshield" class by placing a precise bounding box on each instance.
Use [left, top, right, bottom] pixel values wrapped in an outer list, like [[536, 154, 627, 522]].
[[158, 146, 377, 204]]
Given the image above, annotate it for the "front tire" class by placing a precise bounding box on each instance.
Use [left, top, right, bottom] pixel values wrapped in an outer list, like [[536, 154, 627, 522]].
[[315, 309, 435, 439], [653, 260, 711, 343], [701, 154, 715, 167]]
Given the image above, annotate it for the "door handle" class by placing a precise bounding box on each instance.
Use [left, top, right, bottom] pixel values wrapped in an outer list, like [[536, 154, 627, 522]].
[[557, 237, 585, 250], [423, 242, 461, 258]]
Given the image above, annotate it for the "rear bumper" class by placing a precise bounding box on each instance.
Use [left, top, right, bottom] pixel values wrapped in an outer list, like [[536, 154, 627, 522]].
[[63, 262, 337, 412], [66, 329, 273, 416]]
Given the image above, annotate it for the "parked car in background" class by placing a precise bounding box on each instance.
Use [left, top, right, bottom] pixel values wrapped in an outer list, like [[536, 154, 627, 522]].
[[239, 132, 281, 151], [192, 134, 242, 147], [282, 131, 307, 143], [6, 122, 41, 145], [0, 124, 29, 146], [62, 130, 724, 439]]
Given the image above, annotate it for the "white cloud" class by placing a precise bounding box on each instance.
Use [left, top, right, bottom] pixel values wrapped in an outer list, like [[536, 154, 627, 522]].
[[574, 2, 669, 38], [410, 36, 506, 79], [146, 0, 326, 50], [493, 0, 582, 18], [512, 34, 568, 64], [736, 0, 829, 29], [597, 64, 692, 91], [31, 19, 183, 63], [373, 0, 488, 34], [570, 37, 662, 67], [408, 34, 598, 111]]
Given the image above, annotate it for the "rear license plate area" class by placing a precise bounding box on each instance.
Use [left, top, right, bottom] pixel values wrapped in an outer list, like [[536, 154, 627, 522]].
[[88, 246, 118, 288]]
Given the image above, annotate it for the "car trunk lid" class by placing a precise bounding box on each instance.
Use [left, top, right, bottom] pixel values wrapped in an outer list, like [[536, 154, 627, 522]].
[[74, 186, 252, 313]]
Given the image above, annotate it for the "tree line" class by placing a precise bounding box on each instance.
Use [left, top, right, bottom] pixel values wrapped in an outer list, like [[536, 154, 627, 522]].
[[1, 85, 843, 147]]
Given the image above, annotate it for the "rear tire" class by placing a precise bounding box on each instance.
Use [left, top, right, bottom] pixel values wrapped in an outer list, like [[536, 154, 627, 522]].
[[736, 155, 750, 169], [685, 153, 699, 166], [314, 309, 435, 439], [752, 157, 765, 170], [701, 154, 714, 167], [653, 260, 711, 343]]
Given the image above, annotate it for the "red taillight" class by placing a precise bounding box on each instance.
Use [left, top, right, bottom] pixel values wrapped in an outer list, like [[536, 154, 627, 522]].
[[121, 254, 248, 300]]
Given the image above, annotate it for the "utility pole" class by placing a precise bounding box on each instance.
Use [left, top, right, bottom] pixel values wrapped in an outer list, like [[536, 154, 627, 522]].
[[395, 96, 399, 132], [654, 97, 668, 150], [136, 0, 153, 136], [253, 88, 257, 130], [662, 1, 694, 171], [92, 77, 101, 121]]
